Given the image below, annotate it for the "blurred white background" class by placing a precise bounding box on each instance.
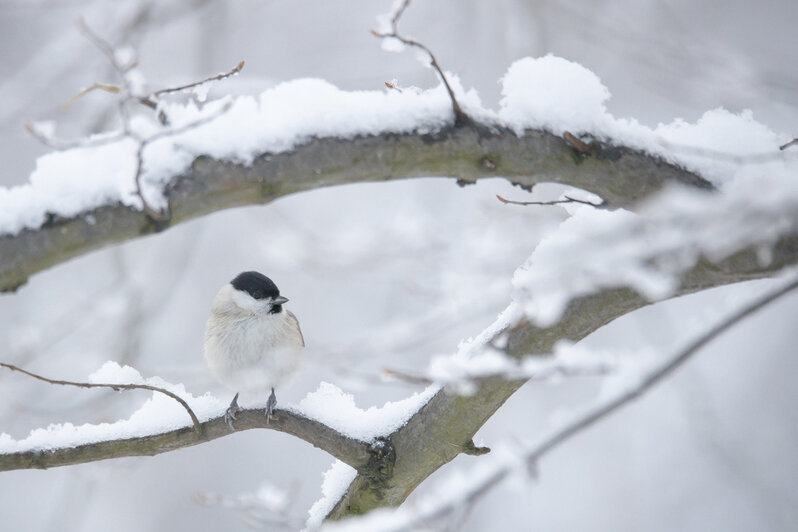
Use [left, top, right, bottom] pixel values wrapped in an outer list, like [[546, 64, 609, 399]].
[[0, 1, 796, 530]]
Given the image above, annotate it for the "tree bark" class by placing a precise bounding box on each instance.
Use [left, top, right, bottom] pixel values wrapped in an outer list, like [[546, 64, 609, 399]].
[[0, 123, 710, 292], [0, 407, 373, 473]]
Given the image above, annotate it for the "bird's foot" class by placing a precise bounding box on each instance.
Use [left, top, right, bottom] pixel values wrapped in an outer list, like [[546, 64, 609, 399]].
[[265, 388, 277, 424], [224, 393, 242, 431]]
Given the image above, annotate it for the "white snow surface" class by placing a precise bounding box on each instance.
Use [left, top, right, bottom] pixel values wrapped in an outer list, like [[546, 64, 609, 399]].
[[294, 381, 438, 443], [0, 363, 440, 455], [305, 459, 358, 529], [424, 340, 621, 391], [513, 169, 798, 326], [0, 362, 224, 454], [1, 55, 793, 236]]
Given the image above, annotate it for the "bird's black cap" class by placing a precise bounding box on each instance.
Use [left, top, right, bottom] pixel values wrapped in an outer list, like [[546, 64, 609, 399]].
[[231, 271, 280, 301]]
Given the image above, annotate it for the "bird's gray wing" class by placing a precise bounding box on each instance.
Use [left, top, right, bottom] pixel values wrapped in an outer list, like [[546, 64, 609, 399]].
[[286, 310, 305, 347]]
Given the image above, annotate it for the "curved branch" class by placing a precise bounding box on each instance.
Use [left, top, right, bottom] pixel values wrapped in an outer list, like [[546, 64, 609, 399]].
[[0, 362, 201, 433], [350, 277, 798, 530], [0, 406, 372, 473], [326, 233, 798, 518], [0, 122, 709, 292]]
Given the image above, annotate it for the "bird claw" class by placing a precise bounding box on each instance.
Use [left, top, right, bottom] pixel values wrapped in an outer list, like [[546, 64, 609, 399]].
[[265, 388, 277, 424], [225, 393, 242, 431]]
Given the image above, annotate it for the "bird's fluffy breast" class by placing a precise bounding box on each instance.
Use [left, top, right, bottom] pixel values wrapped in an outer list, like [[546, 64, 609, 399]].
[[204, 307, 303, 393]]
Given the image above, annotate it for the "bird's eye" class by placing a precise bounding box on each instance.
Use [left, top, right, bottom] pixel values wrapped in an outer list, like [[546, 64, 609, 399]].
[[252, 291, 263, 299]]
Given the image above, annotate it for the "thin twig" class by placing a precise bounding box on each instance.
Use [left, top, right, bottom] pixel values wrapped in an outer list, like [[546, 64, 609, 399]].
[[131, 100, 234, 220], [25, 122, 126, 151], [382, 357, 614, 387], [779, 138, 798, 151], [78, 18, 126, 71], [62, 82, 122, 111], [563, 131, 593, 154], [153, 60, 245, 97], [372, 0, 468, 126], [658, 138, 798, 164], [0, 362, 202, 434], [35, 19, 239, 221], [496, 194, 605, 208], [379, 277, 798, 531]]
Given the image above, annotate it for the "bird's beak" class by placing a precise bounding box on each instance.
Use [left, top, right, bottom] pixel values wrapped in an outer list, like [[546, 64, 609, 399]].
[[272, 296, 289, 305]]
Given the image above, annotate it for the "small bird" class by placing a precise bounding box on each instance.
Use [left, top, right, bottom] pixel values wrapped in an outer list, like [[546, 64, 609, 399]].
[[204, 271, 304, 429]]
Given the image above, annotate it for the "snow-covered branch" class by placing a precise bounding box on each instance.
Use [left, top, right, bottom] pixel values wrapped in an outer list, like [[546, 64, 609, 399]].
[[0, 364, 375, 473], [0, 361, 201, 432], [0, 404, 373, 474], [326, 276, 798, 531], [0, 120, 708, 292], [325, 230, 798, 519]]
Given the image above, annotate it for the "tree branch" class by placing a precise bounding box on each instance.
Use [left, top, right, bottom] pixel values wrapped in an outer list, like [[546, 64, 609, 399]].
[[0, 406, 373, 473], [372, 0, 468, 126], [0, 122, 710, 292], [350, 276, 798, 530], [325, 233, 798, 518], [0, 362, 201, 433]]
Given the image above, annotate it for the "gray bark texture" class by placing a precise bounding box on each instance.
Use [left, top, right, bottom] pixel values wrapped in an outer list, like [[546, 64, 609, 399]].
[[0, 124, 711, 292]]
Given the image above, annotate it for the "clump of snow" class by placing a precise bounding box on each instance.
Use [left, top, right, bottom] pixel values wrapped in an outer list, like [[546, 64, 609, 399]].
[[88, 361, 146, 385], [420, 340, 619, 393], [513, 168, 798, 326], [0, 362, 224, 454], [653, 108, 786, 185], [380, 36, 405, 53], [294, 381, 438, 442], [306, 460, 357, 529], [498, 55, 791, 186], [499, 55, 611, 136], [0, 75, 490, 236], [452, 302, 523, 360], [0, 138, 139, 234], [1, 54, 793, 237], [320, 445, 522, 532]]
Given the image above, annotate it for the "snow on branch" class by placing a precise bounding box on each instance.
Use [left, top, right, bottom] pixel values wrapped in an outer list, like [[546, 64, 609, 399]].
[[513, 168, 798, 326], [372, 0, 468, 125], [0, 361, 201, 432], [4, 51, 796, 292], [326, 276, 798, 531], [324, 221, 798, 519], [27, 19, 243, 220], [0, 365, 376, 473], [383, 342, 618, 394]]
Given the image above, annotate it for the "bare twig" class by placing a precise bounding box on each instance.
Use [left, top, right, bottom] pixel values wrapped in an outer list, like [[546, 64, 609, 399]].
[[62, 82, 122, 111], [153, 60, 245, 97], [496, 194, 605, 208], [658, 137, 798, 164], [0, 361, 201, 433], [78, 18, 127, 71], [372, 0, 469, 126], [563, 131, 593, 154], [780, 138, 798, 151], [384, 80, 403, 93], [382, 355, 614, 387], [77, 19, 154, 114], [28, 20, 240, 222], [131, 100, 234, 221], [24, 122, 125, 150], [372, 277, 798, 531]]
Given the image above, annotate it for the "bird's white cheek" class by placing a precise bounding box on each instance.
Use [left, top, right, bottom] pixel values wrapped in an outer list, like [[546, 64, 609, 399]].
[[230, 289, 262, 312]]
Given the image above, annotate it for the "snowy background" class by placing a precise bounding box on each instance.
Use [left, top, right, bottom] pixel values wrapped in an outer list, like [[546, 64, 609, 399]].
[[1, 0, 797, 530]]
